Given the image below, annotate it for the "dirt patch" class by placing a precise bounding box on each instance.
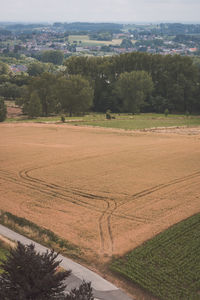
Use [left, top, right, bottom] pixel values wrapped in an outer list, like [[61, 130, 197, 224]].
[[140, 125, 200, 135], [0, 123, 200, 264], [6, 104, 22, 118]]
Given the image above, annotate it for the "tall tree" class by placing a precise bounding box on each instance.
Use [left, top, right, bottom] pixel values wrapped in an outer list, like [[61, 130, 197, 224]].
[[56, 75, 94, 116], [26, 91, 42, 118], [27, 73, 58, 116], [0, 242, 70, 300], [0, 97, 7, 122], [114, 71, 153, 113], [0, 242, 94, 300]]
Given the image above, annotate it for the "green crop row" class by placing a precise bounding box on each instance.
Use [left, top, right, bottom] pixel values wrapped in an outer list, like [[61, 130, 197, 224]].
[[110, 213, 200, 300]]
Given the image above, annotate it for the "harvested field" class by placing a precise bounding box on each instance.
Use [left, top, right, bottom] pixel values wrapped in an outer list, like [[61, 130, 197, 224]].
[[0, 123, 200, 263]]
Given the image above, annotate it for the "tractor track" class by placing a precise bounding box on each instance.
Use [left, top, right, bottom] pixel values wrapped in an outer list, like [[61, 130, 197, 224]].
[[19, 167, 118, 255], [1, 167, 199, 256], [108, 170, 200, 222], [0, 168, 117, 254]]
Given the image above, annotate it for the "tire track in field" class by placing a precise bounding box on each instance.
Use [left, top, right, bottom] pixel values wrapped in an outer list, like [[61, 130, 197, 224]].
[[0, 168, 117, 255], [19, 167, 117, 255], [108, 170, 200, 223], [3, 167, 198, 256]]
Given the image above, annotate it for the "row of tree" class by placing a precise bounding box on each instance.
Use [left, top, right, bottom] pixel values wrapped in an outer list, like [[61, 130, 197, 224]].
[[64, 53, 200, 113], [1, 52, 200, 119], [18, 73, 94, 117]]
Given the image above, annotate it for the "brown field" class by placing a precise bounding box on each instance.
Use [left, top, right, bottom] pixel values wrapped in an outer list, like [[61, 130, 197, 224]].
[[0, 123, 200, 264]]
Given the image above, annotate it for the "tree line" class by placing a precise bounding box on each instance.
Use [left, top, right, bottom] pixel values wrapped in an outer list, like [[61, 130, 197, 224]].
[[65, 53, 200, 114], [0, 52, 200, 120]]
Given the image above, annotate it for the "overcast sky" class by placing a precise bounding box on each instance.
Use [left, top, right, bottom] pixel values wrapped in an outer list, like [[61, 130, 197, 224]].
[[0, 0, 199, 23]]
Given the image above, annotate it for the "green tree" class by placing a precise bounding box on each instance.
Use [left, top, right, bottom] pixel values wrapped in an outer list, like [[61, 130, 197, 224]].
[[0, 242, 94, 300], [26, 91, 42, 118], [0, 242, 70, 300], [27, 62, 47, 76], [114, 71, 153, 113], [120, 39, 133, 49], [0, 61, 9, 75], [56, 75, 94, 116], [27, 73, 58, 116], [0, 97, 7, 122], [41, 50, 64, 65], [0, 83, 21, 100]]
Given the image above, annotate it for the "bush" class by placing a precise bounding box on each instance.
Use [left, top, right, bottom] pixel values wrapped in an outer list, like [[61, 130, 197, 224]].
[[106, 109, 111, 120], [164, 108, 169, 117], [61, 114, 65, 123]]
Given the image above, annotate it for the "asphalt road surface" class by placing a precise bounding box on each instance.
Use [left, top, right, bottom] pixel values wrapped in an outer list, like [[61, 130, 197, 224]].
[[0, 224, 134, 300]]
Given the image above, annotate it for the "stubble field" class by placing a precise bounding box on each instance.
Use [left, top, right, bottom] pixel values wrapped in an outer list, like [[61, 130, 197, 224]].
[[0, 123, 200, 263]]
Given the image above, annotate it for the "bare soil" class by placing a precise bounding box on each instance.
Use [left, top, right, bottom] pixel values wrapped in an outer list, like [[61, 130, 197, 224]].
[[6, 104, 22, 118], [0, 123, 200, 265]]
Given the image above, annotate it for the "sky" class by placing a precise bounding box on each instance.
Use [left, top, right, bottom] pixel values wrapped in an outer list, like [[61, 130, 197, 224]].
[[0, 0, 200, 23]]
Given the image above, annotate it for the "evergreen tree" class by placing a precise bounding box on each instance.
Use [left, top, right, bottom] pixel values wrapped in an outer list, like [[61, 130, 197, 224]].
[[0, 97, 7, 122], [27, 91, 42, 118], [0, 242, 70, 300], [0, 242, 94, 300]]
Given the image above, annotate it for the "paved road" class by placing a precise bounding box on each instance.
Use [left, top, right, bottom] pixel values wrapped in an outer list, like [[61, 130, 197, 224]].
[[0, 224, 133, 300]]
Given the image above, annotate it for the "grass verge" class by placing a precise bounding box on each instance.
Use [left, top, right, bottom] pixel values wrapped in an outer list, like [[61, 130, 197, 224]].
[[71, 114, 200, 130], [110, 213, 200, 300], [0, 210, 81, 260], [5, 113, 200, 130]]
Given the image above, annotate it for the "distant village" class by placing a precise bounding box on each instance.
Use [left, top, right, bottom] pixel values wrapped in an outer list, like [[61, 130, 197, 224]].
[[0, 22, 200, 72]]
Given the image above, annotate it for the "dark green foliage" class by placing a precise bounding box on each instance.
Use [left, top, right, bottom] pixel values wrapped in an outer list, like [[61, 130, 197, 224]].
[[111, 213, 200, 300], [0, 242, 71, 300], [23, 73, 58, 116], [0, 61, 9, 75], [120, 39, 133, 49], [65, 52, 200, 114], [0, 82, 22, 100], [26, 91, 42, 118], [0, 97, 7, 122], [27, 62, 47, 76], [66, 281, 94, 300], [41, 50, 64, 65], [114, 71, 153, 114], [56, 75, 93, 116]]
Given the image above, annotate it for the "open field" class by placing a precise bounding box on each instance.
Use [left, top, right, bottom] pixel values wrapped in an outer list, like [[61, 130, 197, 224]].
[[111, 213, 200, 300], [68, 35, 123, 46], [0, 123, 200, 267]]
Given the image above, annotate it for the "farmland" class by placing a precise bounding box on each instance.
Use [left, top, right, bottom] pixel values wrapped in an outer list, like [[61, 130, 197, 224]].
[[111, 213, 200, 300], [0, 122, 200, 267], [68, 35, 123, 46]]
